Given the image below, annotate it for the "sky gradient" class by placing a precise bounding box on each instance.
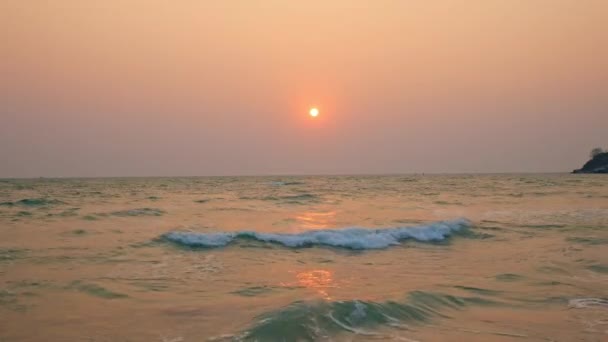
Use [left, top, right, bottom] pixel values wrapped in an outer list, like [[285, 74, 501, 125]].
[[1, 0, 607, 177]]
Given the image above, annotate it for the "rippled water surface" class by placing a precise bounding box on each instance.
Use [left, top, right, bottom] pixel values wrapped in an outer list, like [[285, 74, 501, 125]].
[[0, 174, 607, 341]]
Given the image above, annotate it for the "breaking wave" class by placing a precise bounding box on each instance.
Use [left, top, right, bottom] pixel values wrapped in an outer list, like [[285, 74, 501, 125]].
[[233, 291, 498, 341], [162, 218, 470, 250]]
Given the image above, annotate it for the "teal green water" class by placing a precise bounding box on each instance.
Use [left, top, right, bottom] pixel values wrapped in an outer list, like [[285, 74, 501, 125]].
[[0, 174, 607, 341]]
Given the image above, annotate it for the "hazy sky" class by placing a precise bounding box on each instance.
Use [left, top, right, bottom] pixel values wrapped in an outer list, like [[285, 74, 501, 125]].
[[1, 0, 607, 177]]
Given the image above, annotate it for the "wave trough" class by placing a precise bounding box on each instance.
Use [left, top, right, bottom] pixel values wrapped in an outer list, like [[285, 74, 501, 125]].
[[162, 218, 470, 250]]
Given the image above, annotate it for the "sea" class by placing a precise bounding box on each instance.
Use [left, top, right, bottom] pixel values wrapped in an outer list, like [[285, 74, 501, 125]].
[[0, 174, 607, 341]]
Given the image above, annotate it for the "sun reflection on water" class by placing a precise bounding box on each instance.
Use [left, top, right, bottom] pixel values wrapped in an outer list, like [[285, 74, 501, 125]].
[[295, 269, 336, 300], [295, 211, 336, 229]]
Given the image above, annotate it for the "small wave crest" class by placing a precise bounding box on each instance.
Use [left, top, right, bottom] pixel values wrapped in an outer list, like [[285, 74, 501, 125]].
[[568, 298, 608, 309], [0, 198, 65, 207], [270, 181, 305, 186], [162, 218, 470, 250]]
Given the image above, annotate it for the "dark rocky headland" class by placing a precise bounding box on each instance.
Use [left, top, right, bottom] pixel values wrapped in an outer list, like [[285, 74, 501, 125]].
[[573, 152, 608, 174]]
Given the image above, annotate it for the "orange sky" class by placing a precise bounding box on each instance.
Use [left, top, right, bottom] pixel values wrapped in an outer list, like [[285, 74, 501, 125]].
[[1, 1, 607, 176]]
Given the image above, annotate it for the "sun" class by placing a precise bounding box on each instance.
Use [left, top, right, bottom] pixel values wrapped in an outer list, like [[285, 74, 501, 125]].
[[309, 107, 319, 117]]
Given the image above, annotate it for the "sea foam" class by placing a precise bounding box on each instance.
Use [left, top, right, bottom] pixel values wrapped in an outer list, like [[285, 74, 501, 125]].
[[162, 218, 470, 250]]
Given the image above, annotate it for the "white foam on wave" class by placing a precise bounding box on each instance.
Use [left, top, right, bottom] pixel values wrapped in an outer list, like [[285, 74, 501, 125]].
[[162, 218, 470, 250], [568, 298, 608, 309]]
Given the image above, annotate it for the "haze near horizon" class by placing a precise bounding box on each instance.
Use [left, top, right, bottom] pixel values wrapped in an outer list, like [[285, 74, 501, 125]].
[[1, 0, 607, 177]]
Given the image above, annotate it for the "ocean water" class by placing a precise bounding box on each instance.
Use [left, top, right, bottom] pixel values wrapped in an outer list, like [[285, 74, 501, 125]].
[[0, 174, 607, 341]]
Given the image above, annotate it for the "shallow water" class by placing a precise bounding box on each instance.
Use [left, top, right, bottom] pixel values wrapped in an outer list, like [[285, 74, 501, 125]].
[[0, 174, 607, 341]]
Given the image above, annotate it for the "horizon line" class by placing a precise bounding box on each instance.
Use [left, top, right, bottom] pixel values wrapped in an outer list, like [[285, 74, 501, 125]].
[[0, 171, 578, 180]]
